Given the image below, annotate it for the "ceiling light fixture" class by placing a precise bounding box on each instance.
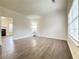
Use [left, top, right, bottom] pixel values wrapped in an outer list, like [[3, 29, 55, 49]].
[[52, 0, 55, 2]]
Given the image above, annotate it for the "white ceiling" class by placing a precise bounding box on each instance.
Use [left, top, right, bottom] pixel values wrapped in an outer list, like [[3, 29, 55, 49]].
[[0, 0, 67, 16]]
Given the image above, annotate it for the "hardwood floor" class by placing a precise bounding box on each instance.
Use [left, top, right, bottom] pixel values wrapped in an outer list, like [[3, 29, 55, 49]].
[[1, 36, 73, 59]]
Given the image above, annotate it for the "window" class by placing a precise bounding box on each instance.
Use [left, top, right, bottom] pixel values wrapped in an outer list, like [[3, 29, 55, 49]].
[[31, 21, 38, 32], [9, 24, 13, 32], [68, 0, 79, 46]]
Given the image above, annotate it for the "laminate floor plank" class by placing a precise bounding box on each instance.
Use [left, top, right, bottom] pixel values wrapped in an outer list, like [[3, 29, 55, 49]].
[[1, 36, 73, 59]]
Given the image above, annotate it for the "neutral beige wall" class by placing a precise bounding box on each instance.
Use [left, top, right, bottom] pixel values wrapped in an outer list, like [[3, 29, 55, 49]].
[[0, 6, 2, 16], [38, 11, 67, 40]]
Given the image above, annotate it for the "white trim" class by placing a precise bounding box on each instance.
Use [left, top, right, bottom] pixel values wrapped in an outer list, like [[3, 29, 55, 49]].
[[37, 35, 67, 40], [13, 35, 32, 40], [69, 35, 79, 46]]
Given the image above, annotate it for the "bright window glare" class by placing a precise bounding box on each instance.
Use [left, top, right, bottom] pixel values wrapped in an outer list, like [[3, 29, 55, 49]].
[[68, 0, 79, 45], [26, 15, 40, 33], [9, 24, 13, 32], [31, 22, 38, 32]]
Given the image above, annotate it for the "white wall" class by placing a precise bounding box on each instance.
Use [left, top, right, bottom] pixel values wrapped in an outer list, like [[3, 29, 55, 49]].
[[13, 17, 32, 39], [0, 6, 68, 40], [38, 11, 67, 40], [0, 6, 32, 40]]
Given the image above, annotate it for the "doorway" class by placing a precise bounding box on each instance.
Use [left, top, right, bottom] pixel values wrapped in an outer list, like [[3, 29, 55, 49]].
[[1, 16, 13, 37]]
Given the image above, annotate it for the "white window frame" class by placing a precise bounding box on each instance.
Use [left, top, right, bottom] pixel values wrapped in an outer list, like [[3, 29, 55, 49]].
[[68, 0, 79, 46]]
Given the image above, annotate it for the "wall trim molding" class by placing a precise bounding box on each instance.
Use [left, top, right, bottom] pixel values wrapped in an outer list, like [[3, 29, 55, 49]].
[[37, 35, 67, 40], [13, 35, 32, 40]]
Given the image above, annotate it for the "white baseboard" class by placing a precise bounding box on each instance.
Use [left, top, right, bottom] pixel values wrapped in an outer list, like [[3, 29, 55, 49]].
[[38, 35, 67, 40], [13, 35, 32, 40], [13, 35, 67, 41]]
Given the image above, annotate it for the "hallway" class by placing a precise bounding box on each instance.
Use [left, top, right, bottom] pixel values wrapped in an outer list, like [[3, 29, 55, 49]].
[[2, 37, 73, 59]]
